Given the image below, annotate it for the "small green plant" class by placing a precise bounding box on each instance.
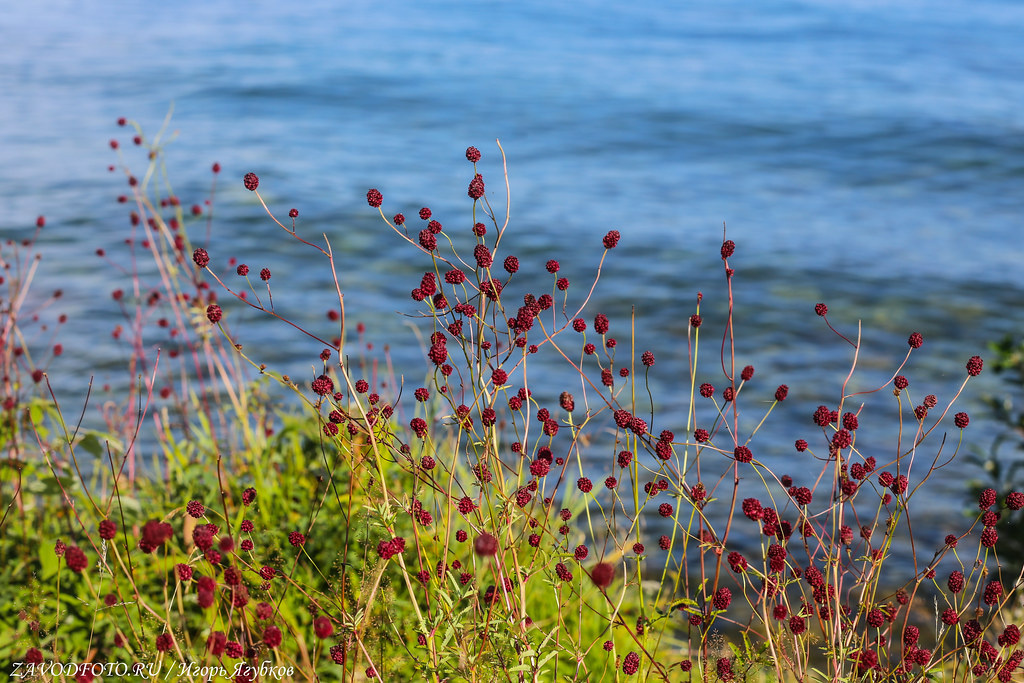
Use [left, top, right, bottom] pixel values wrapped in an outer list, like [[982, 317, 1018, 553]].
[[1, 117, 1022, 682]]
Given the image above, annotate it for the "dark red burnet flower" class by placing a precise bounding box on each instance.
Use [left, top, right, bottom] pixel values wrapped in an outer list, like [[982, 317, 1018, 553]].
[[418, 229, 437, 251], [140, 520, 174, 553], [954, 411, 970, 429], [983, 579, 1003, 605], [206, 304, 222, 323], [891, 474, 909, 495], [641, 350, 655, 366], [814, 303, 828, 316], [288, 531, 306, 547], [65, 545, 88, 572], [852, 649, 878, 673], [590, 562, 615, 589], [192, 248, 210, 268], [979, 487, 997, 509], [603, 230, 620, 249], [314, 616, 334, 638], [720, 240, 735, 259], [939, 607, 959, 626], [155, 632, 174, 652], [966, 355, 984, 376], [377, 536, 407, 560], [311, 374, 334, 396], [289, 208, 299, 219], [263, 625, 282, 648], [98, 519, 117, 540], [734, 445, 753, 463], [474, 532, 498, 556], [812, 405, 832, 426], [791, 487, 813, 506], [774, 384, 789, 401], [366, 188, 383, 208], [999, 624, 1021, 647], [236, 263, 249, 276], [468, 174, 485, 200], [479, 279, 502, 300], [260, 267, 271, 281], [712, 587, 732, 610], [186, 500, 205, 518], [242, 487, 257, 506], [207, 631, 227, 656], [908, 332, 924, 348], [727, 551, 748, 573], [222, 566, 242, 587], [622, 651, 640, 675], [466, 146, 481, 162], [243, 172, 259, 191], [192, 526, 214, 552], [1006, 491, 1024, 510]]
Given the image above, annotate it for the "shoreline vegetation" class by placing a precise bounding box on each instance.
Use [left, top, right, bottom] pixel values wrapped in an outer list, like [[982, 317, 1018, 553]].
[[2, 118, 1022, 682]]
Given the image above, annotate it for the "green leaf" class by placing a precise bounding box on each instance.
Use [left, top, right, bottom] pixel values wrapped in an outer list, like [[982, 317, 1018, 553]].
[[40, 545, 59, 579], [78, 432, 105, 459]]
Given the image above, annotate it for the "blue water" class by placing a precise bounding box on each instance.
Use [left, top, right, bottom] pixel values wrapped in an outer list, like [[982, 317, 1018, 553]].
[[4, 0, 1024, 573]]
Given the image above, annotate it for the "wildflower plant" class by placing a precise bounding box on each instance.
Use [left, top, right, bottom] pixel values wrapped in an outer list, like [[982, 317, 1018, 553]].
[[2, 119, 1022, 683]]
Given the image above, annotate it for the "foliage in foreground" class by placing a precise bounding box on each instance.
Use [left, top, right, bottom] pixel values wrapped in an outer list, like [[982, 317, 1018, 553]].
[[2, 118, 1023, 682]]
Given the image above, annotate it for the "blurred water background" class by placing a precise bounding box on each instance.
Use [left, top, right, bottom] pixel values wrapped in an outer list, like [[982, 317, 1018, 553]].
[[3, 0, 1023, 576]]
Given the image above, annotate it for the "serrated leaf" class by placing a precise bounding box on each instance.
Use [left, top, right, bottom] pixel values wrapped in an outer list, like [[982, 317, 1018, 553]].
[[538, 650, 558, 667]]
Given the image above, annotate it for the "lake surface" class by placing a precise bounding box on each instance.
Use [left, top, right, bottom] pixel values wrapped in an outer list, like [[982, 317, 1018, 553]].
[[3, 0, 1023, 576]]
